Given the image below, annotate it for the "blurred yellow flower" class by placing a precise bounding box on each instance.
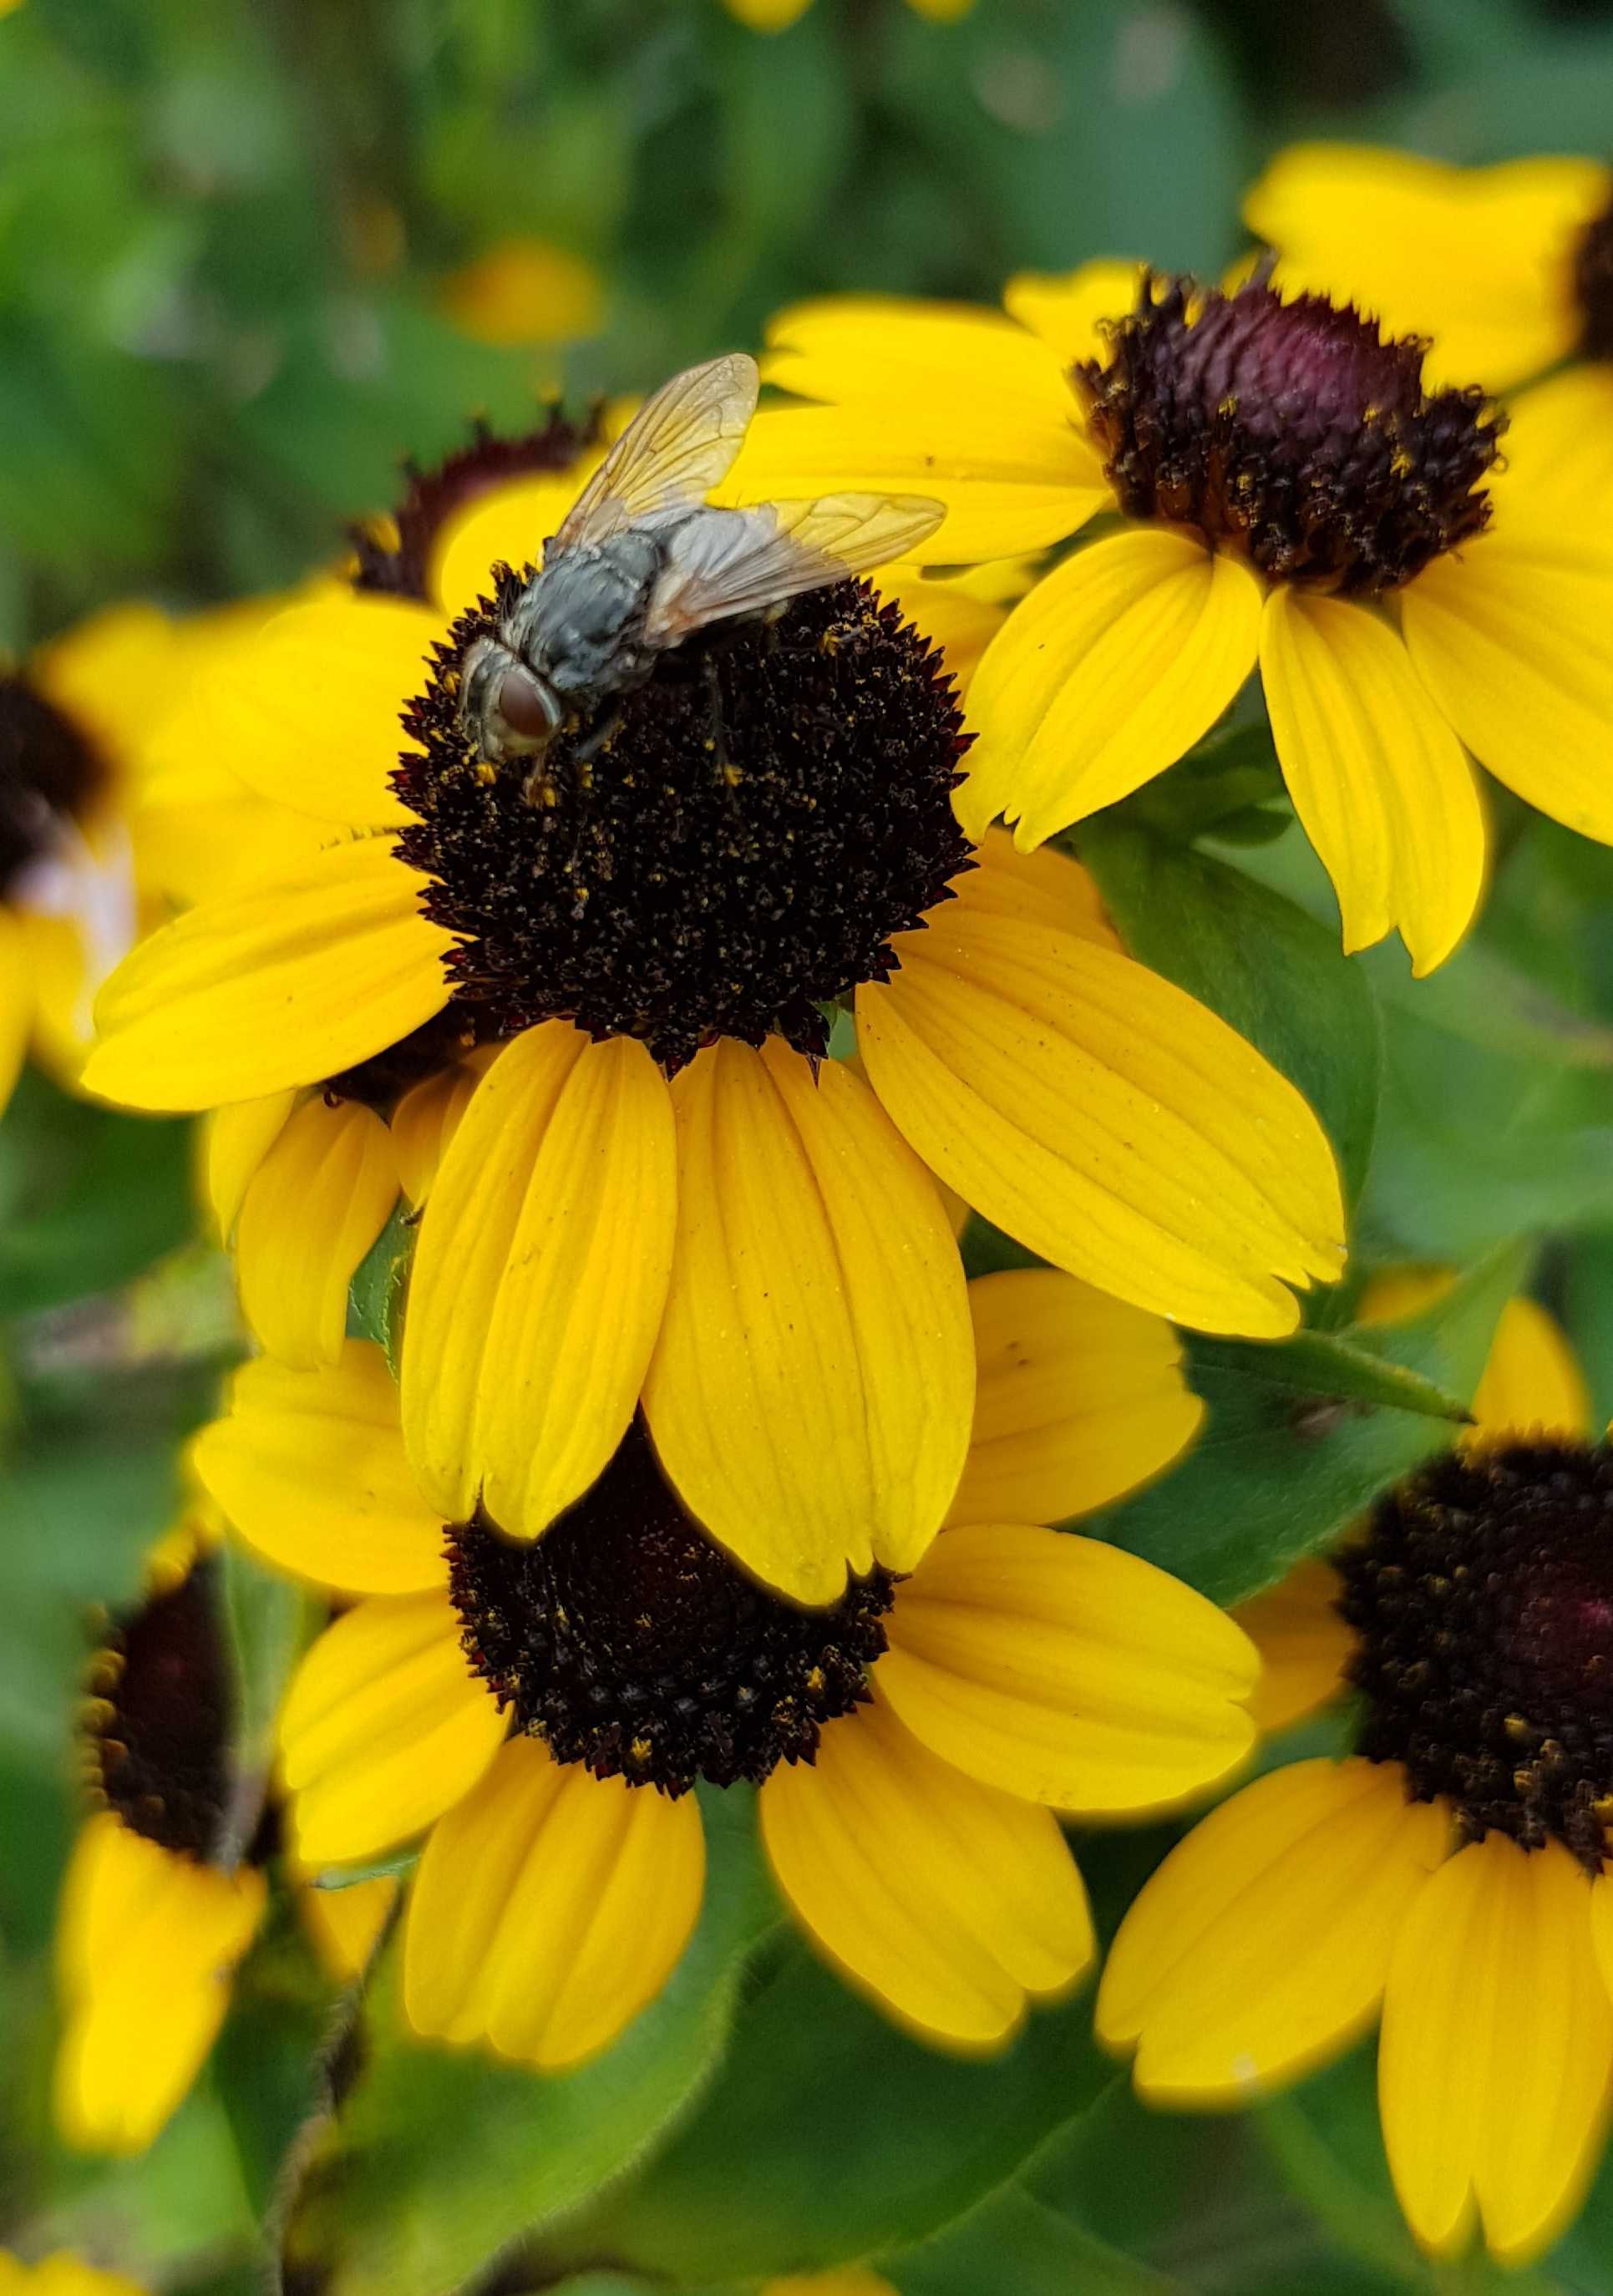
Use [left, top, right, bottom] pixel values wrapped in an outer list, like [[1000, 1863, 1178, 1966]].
[[723, 0, 971, 28], [0, 2258, 146, 2296], [1103, 1282, 1613, 2268], [438, 236, 604, 348]]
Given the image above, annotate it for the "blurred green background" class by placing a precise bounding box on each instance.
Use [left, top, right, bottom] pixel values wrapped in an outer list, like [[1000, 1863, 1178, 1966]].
[[11, 0, 1613, 2289]]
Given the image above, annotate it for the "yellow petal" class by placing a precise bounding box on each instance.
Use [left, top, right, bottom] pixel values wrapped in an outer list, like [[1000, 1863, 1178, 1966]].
[[643, 1039, 972, 1604], [948, 1268, 1202, 1526], [859, 905, 1345, 1337], [0, 2252, 150, 2296], [84, 837, 454, 1110], [279, 1594, 506, 1864], [723, 0, 814, 26], [951, 830, 1119, 950], [761, 1691, 1092, 2048], [193, 1346, 447, 1595], [403, 1736, 704, 2068], [723, 398, 1106, 566], [53, 1814, 266, 2154], [205, 1089, 297, 1237], [1246, 144, 1601, 390], [1002, 261, 1148, 368], [1260, 589, 1486, 975], [297, 1872, 398, 1983], [763, 2273, 896, 2296], [1470, 1295, 1592, 1446], [958, 530, 1263, 845], [390, 1061, 481, 1204], [0, 905, 33, 1116], [882, 1525, 1255, 1811], [437, 236, 603, 349], [1232, 1557, 1353, 1734], [1380, 1834, 1613, 2266], [1401, 525, 1613, 848], [430, 464, 602, 623], [402, 1025, 677, 1538], [205, 594, 439, 827], [872, 562, 1018, 692], [1097, 1758, 1449, 2101], [762, 295, 1079, 422], [234, 1096, 398, 1369], [1496, 366, 1613, 529]]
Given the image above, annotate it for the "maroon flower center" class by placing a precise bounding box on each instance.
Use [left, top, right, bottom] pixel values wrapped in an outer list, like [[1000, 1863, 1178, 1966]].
[[0, 674, 104, 899], [1574, 192, 1613, 362]]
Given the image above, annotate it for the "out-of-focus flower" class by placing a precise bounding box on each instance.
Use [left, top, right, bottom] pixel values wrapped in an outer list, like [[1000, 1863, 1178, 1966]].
[[0, 2257, 147, 2296], [437, 236, 604, 348], [723, 0, 971, 28]]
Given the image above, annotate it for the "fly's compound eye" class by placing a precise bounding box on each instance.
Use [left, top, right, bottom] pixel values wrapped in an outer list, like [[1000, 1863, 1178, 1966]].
[[497, 664, 561, 742]]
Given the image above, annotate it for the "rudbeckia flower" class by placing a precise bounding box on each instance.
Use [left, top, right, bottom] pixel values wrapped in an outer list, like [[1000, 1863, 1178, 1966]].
[[85, 394, 1342, 1603], [195, 1266, 1256, 2065], [437, 236, 604, 349], [1098, 1280, 1613, 2268], [0, 2258, 146, 2296], [747, 264, 1613, 974], [723, 0, 970, 28], [55, 1524, 269, 2156], [0, 605, 195, 1116]]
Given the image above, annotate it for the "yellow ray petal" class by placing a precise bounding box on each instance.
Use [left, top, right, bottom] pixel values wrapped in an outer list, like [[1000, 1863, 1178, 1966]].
[[948, 1268, 1202, 1526], [1245, 144, 1601, 390], [234, 1097, 398, 1369], [430, 464, 601, 623], [1002, 261, 1148, 368], [1232, 1557, 1353, 1734], [1380, 1834, 1613, 2266], [0, 2252, 151, 2295], [858, 905, 1345, 1337], [761, 1691, 1092, 2048], [279, 1594, 506, 1865], [53, 1815, 266, 2155], [389, 1060, 482, 1204], [297, 1872, 398, 1983], [958, 529, 1263, 845], [205, 594, 439, 827], [762, 295, 1080, 423], [0, 905, 33, 1116], [1260, 589, 1486, 975], [193, 1346, 447, 1595], [951, 831, 1119, 949], [84, 837, 454, 1110], [1097, 1758, 1449, 2101], [722, 403, 1106, 565], [403, 1736, 704, 2068], [402, 1025, 677, 1538], [642, 1039, 972, 1604], [1470, 1295, 1591, 1445], [871, 562, 1023, 692], [1401, 525, 1613, 848], [882, 1525, 1255, 1811], [1496, 367, 1613, 529], [205, 1089, 297, 1237]]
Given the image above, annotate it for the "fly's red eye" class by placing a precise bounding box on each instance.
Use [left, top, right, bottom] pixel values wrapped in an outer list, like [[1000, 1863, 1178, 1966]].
[[498, 665, 558, 738]]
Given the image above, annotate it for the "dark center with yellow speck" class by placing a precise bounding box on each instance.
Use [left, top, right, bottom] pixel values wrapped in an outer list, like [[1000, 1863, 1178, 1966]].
[[446, 1419, 896, 1796], [1340, 1441, 1613, 1870], [84, 1556, 233, 1862], [0, 674, 104, 900], [1074, 270, 1503, 596], [1574, 194, 1613, 362]]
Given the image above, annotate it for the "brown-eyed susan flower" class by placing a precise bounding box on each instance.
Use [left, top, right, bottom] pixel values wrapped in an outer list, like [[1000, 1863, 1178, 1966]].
[[195, 1266, 1254, 2065], [84, 396, 1342, 1604], [1099, 1281, 1613, 2268], [743, 262, 1613, 975], [437, 236, 604, 349], [0, 2258, 147, 2296], [55, 1524, 269, 2156]]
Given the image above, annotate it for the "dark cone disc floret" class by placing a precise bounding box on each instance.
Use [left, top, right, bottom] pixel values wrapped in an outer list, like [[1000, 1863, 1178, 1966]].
[[447, 1421, 897, 1796], [0, 673, 104, 898], [1074, 271, 1503, 595], [1575, 193, 1613, 362], [1340, 1442, 1613, 1869], [395, 578, 973, 1073], [350, 411, 590, 605], [84, 1556, 233, 1862]]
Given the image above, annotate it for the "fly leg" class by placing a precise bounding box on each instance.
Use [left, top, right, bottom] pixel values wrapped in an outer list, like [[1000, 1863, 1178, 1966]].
[[703, 654, 742, 792]]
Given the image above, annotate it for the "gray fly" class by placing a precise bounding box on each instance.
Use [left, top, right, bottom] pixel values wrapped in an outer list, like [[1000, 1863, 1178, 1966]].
[[456, 352, 945, 785]]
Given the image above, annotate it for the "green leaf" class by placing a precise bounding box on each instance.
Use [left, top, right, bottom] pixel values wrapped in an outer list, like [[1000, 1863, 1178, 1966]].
[[213, 1900, 347, 2228], [888, 2170, 1188, 2296], [1189, 1327, 1470, 1427], [347, 1200, 413, 1371], [554, 1938, 1114, 2285], [280, 1790, 779, 2296], [217, 1540, 310, 1867], [1076, 821, 1382, 1213], [1096, 1240, 1532, 1606], [0, 1071, 195, 1315]]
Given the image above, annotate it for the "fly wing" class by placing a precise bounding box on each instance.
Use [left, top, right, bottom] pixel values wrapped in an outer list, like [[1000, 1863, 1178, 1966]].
[[548, 354, 760, 554], [642, 493, 946, 645]]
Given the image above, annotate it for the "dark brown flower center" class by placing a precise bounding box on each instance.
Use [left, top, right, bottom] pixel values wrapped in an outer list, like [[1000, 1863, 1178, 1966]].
[[446, 1420, 897, 1796], [84, 1556, 233, 1861], [1340, 1441, 1613, 1870], [349, 412, 591, 606], [0, 673, 105, 900], [1574, 193, 1613, 362], [394, 577, 972, 1075], [1074, 271, 1503, 596]]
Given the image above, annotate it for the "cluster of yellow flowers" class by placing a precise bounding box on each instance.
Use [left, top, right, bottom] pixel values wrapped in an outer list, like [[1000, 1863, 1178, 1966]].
[[13, 143, 1613, 2286]]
